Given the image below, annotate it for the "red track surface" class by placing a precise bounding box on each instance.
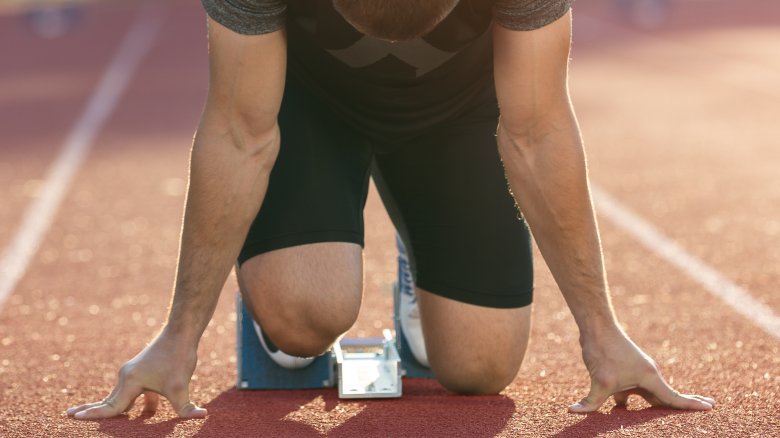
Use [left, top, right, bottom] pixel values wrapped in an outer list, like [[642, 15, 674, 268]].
[[1, 0, 778, 436]]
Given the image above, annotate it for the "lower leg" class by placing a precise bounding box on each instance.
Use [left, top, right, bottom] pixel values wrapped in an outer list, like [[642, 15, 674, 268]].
[[417, 289, 532, 394]]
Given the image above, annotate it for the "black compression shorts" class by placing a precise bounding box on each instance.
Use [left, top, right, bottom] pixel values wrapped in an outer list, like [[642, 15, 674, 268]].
[[238, 76, 534, 309]]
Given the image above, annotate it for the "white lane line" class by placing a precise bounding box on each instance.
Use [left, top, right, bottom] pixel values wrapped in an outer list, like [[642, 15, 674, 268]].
[[591, 185, 780, 340], [0, 6, 165, 306]]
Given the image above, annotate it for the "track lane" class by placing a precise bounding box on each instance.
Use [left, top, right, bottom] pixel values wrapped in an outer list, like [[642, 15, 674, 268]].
[[572, 4, 780, 313], [1, 0, 778, 436], [0, 3, 166, 309], [0, 5, 136, 251]]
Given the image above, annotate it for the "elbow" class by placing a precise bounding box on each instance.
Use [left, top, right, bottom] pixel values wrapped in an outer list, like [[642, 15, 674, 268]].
[[196, 113, 281, 169], [225, 107, 280, 164], [230, 124, 280, 169], [496, 117, 543, 164], [497, 108, 580, 162]]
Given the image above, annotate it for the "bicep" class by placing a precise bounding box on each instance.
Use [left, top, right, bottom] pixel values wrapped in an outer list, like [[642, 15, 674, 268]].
[[201, 17, 286, 138], [493, 10, 573, 134]]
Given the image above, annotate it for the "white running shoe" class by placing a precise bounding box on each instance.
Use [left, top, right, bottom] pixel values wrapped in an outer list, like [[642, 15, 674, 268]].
[[396, 234, 429, 367], [252, 319, 315, 370]]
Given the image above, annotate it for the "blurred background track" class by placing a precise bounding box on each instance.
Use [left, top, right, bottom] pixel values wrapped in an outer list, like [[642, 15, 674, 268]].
[[0, 0, 778, 436]]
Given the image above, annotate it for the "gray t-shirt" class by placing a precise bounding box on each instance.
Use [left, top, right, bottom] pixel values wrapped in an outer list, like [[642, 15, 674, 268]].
[[202, 0, 571, 35], [199, 0, 572, 140]]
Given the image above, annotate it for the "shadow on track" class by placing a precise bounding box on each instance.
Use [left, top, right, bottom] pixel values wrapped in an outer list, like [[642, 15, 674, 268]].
[[191, 380, 515, 437], [91, 379, 516, 437], [91, 412, 186, 438], [552, 406, 692, 438]]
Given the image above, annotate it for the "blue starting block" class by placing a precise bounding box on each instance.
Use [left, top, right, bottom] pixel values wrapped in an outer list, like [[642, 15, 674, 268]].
[[236, 233, 433, 393], [235, 290, 432, 392], [236, 293, 335, 390]]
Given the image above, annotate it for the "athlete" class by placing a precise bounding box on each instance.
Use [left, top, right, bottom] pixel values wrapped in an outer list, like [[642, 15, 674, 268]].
[[67, 0, 714, 419]]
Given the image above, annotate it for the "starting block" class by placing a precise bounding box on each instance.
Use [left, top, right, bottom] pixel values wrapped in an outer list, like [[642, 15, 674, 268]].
[[236, 294, 406, 398], [236, 293, 335, 390], [236, 233, 433, 396]]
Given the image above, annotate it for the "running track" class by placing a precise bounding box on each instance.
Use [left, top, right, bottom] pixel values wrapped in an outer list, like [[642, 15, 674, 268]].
[[1, 0, 778, 436]]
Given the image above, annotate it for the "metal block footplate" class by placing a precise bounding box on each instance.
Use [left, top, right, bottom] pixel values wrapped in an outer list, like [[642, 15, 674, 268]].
[[333, 330, 402, 399]]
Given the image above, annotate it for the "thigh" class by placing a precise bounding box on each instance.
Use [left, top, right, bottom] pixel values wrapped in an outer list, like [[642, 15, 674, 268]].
[[236, 77, 372, 351], [374, 98, 534, 392], [239, 75, 373, 265], [373, 97, 534, 309]]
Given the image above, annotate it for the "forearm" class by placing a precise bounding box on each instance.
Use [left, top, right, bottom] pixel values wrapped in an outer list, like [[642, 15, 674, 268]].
[[497, 113, 619, 338], [164, 124, 279, 345]]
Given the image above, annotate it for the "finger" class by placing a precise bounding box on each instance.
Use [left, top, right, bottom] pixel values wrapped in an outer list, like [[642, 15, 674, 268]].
[[69, 370, 133, 415], [569, 381, 616, 413], [669, 394, 713, 410], [73, 385, 143, 420], [142, 392, 160, 413], [66, 401, 105, 416], [164, 380, 207, 418], [73, 403, 117, 420], [692, 395, 716, 406], [67, 377, 127, 415], [176, 401, 208, 419], [642, 376, 713, 411]]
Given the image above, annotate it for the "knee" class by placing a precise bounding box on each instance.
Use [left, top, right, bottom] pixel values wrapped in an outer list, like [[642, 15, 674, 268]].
[[433, 356, 523, 395], [238, 243, 363, 357], [261, 308, 357, 357], [243, 286, 361, 357]]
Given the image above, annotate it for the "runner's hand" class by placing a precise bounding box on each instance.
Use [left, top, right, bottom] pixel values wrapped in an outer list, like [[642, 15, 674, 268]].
[[66, 330, 207, 420], [570, 329, 716, 413]]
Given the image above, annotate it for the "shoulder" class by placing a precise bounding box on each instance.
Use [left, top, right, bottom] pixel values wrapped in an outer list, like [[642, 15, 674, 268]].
[[493, 0, 572, 31], [201, 0, 287, 35]]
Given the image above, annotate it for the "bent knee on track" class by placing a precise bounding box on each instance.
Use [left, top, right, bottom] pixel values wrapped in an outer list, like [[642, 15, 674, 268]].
[[433, 357, 523, 395]]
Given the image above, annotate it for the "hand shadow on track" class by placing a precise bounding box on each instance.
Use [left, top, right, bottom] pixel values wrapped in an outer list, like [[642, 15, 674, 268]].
[[91, 411, 188, 438], [552, 406, 688, 438], [90, 379, 515, 437]]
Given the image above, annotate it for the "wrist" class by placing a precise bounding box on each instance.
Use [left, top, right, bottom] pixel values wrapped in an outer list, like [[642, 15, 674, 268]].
[[160, 320, 203, 349], [578, 318, 624, 347]]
